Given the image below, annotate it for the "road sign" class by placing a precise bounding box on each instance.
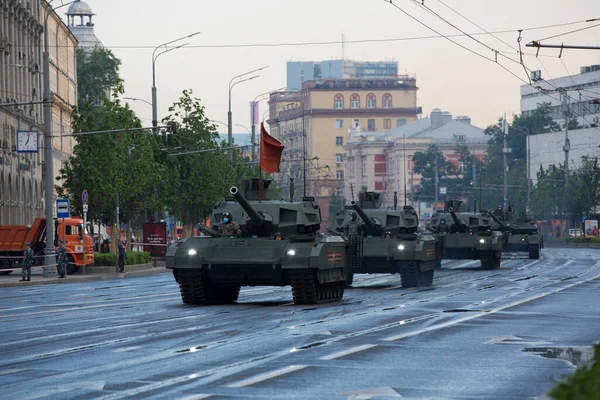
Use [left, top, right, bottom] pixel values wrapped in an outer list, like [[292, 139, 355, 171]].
[[440, 187, 447, 195], [82, 189, 89, 205], [83, 204, 89, 212], [169, 223, 175, 231], [56, 199, 70, 218]]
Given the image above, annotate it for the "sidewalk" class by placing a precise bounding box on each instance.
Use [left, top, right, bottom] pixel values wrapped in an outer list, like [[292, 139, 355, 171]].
[[0, 261, 169, 288]]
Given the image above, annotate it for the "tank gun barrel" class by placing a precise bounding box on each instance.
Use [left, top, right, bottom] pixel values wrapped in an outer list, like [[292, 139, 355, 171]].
[[350, 201, 376, 229], [230, 186, 265, 227], [448, 207, 468, 233], [487, 211, 509, 231], [197, 224, 220, 237]]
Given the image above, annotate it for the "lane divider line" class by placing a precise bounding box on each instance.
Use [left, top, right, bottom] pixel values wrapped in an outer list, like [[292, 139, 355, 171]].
[[320, 344, 377, 360], [228, 365, 308, 388]]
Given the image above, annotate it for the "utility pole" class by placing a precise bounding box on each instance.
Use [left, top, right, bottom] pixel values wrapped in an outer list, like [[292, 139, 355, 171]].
[[502, 114, 510, 209], [472, 154, 477, 211], [561, 89, 571, 189], [434, 152, 439, 212], [527, 131, 531, 210]]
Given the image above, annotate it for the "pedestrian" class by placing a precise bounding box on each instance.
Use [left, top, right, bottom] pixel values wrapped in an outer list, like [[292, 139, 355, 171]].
[[218, 212, 242, 237], [118, 241, 126, 273], [56, 239, 67, 278], [20, 242, 34, 282], [274, 232, 282, 240]]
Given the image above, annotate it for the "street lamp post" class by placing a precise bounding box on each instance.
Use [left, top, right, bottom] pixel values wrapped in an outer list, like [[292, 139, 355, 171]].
[[228, 67, 268, 161], [151, 31, 200, 128], [42, 0, 77, 277], [124, 97, 152, 107], [250, 87, 286, 161]]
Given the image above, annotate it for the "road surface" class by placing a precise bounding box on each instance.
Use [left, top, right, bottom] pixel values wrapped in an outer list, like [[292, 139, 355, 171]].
[[0, 247, 598, 399]]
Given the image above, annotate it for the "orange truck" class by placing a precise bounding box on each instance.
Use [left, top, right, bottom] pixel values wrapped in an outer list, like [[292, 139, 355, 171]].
[[0, 217, 94, 275]]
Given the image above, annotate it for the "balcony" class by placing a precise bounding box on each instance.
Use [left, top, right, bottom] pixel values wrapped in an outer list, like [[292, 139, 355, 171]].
[[281, 129, 304, 139]]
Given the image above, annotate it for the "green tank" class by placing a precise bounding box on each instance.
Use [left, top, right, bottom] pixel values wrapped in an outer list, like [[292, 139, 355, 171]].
[[166, 179, 348, 305], [331, 191, 440, 288], [488, 210, 543, 259], [427, 200, 506, 270]]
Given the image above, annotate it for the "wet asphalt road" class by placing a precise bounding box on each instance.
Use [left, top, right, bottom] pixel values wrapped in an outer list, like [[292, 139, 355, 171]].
[[0, 247, 599, 399]]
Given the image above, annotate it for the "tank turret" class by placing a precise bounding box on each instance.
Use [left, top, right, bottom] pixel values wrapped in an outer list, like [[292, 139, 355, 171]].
[[448, 207, 468, 233], [230, 186, 271, 234], [350, 200, 380, 234], [197, 223, 220, 238], [487, 210, 509, 232]]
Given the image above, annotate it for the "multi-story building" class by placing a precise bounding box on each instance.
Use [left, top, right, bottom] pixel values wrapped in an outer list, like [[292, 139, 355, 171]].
[[1, 0, 45, 225], [287, 60, 398, 91], [521, 65, 600, 128], [344, 109, 488, 218], [0, 0, 77, 225], [268, 77, 421, 223]]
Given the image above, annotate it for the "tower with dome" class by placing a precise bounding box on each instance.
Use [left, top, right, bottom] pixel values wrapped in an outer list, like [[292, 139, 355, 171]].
[[65, 0, 103, 51]]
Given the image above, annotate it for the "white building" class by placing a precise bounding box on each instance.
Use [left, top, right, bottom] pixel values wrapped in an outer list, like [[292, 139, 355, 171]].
[[520, 65, 600, 128]]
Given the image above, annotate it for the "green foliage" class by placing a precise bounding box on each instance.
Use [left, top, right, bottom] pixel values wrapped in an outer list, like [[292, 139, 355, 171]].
[[94, 251, 150, 266], [77, 47, 123, 105], [412, 144, 463, 201], [160, 90, 234, 226], [549, 344, 600, 400]]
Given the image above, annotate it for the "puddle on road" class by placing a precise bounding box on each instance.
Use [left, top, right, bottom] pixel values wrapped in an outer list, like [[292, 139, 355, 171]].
[[298, 341, 326, 350], [522, 346, 595, 368], [175, 345, 207, 353], [513, 275, 538, 282], [443, 309, 484, 313]]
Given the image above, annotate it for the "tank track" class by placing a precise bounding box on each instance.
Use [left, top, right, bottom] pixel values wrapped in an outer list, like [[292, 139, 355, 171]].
[[178, 274, 241, 305], [345, 272, 354, 288], [399, 265, 419, 288], [480, 251, 501, 270], [290, 270, 345, 305], [528, 244, 540, 259], [418, 269, 434, 286]]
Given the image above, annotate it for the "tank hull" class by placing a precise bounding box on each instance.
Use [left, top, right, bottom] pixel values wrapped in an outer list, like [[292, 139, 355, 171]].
[[436, 232, 506, 270], [506, 234, 542, 258], [167, 236, 348, 305]]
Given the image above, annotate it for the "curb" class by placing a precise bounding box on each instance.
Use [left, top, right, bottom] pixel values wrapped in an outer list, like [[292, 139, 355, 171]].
[[0, 267, 169, 288]]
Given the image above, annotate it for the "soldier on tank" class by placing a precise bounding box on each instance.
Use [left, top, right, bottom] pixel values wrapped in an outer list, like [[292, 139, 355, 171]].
[[384, 231, 392, 239], [19, 242, 34, 282], [218, 212, 242, 237], [345, 212, 363, 236], [56, 239, 67, 278]]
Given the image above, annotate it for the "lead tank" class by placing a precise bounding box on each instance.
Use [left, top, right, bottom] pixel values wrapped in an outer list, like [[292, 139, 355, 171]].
[[331, 192, 440, 288], [488, 210, 543, 259], [427, 200, 505, 270], [166, 179, 348, 305]]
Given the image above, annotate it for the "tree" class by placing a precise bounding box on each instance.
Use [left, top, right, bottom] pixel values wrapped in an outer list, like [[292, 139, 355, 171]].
[[76, 47, 123, 105], [412, 144, 459, 201], [160, 90, 233, 235]]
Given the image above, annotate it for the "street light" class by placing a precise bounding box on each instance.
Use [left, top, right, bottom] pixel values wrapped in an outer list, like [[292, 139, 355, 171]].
[[124, 97, 152, 106], [41, 0, 78, 277], [235, 124, 250, 134], [151, 31, 201, 128], [228, 66, 268, 161], [251, 86, 286, 161], [511, 125, 531, 208]]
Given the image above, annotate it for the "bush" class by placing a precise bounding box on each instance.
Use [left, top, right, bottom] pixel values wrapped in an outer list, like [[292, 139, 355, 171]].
[[565, 237, 600, 243], [550, 344, 600, 399], [94, 252, 150, 266]]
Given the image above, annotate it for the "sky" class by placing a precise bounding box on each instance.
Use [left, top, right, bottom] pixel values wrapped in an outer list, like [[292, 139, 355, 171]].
[[68, 0, 600, 132]]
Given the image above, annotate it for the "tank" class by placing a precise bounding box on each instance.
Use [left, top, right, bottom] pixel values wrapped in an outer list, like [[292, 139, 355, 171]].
[[489, 210, 543, 259], [166, 179, 348, 305], [427, 200, 506, 270], [331, 191, 440, 288]]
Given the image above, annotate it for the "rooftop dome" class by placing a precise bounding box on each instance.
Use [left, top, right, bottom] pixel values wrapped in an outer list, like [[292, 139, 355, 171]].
[[66, 1, 95, 16]]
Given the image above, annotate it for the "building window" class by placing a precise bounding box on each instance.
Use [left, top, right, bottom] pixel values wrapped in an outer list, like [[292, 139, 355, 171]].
[[336, 153, 344, 163], [368, 119, 375, 131], [336, 136, 343, 146], [384, 119, 391, 129], [350, 93, 360, 109], [334, 94, 344, 109], [367, 93, 376, 109], [459, 161, 467, 173], [383, 93, 392, 109], [348, 162, 355, 178], [353, 119, 359, 128], [396, 117, 406, 128], [336, 170, 344, 180], [361, 158, 367, 177], [335, 119, 343, 129]]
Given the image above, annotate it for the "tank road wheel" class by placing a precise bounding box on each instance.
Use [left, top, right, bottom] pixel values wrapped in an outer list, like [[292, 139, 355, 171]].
[[480, 251, 500, 270], [0, 255, 12, 275], [290, 270, 345, 305], [178, 273, 214, 305], [528, 245, 540, 259], [66, 254, 79, 275], [418, 269, 434, 287], [345, 272, 354, 288], [397, 262, 419, 288]]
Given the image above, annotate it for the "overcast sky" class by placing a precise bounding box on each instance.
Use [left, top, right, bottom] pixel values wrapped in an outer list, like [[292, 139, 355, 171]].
[[72, 0, 600, 132]]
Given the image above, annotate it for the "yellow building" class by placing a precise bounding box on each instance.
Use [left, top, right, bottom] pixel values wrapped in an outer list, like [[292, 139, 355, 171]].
[[268, 77, 421, 223]]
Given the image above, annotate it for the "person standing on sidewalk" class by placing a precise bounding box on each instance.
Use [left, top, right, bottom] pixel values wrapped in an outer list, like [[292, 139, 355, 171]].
[[118, 241, 126, 273], [56, 240, 67, 278], [20, 242, 34, 282]]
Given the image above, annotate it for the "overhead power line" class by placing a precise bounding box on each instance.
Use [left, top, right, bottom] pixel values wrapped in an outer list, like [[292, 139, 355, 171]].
[[535, 21, 600, 42]]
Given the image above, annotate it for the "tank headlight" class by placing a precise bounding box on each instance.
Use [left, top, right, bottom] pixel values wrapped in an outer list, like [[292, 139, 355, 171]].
[[521, 237, 525, 242], [479, 239, 485, 244], [188, 249, 197, 256], [286, 249, 296, 256], [397, 244, 405, 251]]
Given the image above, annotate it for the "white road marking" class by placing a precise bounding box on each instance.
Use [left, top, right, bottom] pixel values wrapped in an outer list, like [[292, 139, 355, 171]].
[[320, 344, 377, 360], [181, 395, 213, 400], [228, 365, 308, 388], [0, 368, 26, 376], [384, 265, 600, 341]]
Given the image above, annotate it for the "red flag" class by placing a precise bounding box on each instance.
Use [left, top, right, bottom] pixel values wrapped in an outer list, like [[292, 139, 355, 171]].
[[259, 122, 284, 173]]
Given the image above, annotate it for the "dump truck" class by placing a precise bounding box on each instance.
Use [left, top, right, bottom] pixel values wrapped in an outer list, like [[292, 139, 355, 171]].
[[0, 217, 94, 275]]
